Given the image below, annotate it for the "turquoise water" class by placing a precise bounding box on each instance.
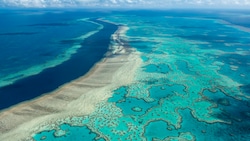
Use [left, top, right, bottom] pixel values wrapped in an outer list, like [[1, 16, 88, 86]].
[[35, 124, 105, 141], [29, 10, 250, 140]]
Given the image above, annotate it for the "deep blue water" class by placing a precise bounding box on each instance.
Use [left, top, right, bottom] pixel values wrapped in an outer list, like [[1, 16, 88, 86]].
[[0, 10, 97, 79], [0, 11, 117, 110]]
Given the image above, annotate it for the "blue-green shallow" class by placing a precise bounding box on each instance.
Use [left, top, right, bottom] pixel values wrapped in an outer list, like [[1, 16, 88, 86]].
[[34, 124, 105, 141]]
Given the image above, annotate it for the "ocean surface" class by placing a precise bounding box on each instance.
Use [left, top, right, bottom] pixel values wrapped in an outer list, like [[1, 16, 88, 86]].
[[0, 9, 250, 140]]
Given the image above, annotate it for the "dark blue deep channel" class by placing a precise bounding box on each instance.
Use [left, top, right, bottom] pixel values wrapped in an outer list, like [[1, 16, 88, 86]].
[[0, 19, 117, 110]]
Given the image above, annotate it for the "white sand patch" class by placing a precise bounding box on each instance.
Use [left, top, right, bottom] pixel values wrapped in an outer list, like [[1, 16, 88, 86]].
[[240, 74, 246, 77], [109, 26, 129, 54], [230, 65, 239, 71]]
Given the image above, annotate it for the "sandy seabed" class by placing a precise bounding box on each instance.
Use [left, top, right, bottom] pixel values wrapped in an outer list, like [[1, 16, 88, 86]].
[[0, 26, 141, 141]]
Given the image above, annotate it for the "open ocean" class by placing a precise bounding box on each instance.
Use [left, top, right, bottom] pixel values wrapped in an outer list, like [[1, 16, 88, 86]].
[[0, 9, 250, 140]]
